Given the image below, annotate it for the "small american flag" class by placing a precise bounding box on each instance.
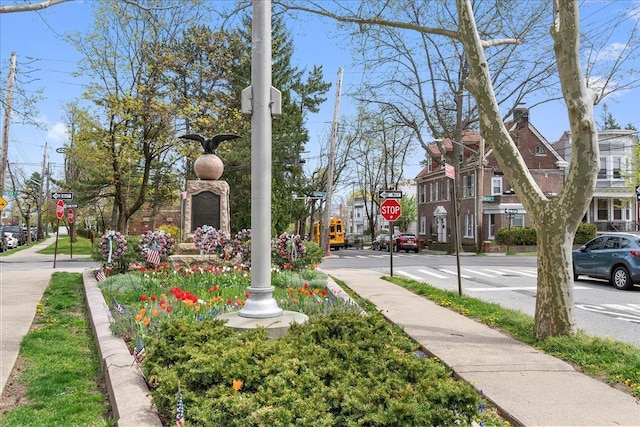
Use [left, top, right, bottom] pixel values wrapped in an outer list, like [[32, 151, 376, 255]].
[[111, 296, 125, 314], [96, 269, 106, 282], [146, 249, 161, 266], [176, 387, 185, 427], [133, 335, 146, 363]]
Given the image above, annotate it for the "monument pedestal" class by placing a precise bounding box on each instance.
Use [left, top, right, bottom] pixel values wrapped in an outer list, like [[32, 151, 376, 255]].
[[184, 180, 230, 238]]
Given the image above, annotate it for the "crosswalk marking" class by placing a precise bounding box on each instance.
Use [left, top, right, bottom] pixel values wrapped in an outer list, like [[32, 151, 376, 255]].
[[462, 268, 496, 277], [501, 268, 537, 277], [439, 268, 473, 279], [417, 269, 449, 279]]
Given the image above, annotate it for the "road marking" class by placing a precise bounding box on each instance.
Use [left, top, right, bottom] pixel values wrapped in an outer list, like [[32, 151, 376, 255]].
[[576, 303, 640, 323], [439, 268, 473, 279], [469, 286, 590, 292], [417, 269, 449, 279], [501, 268, 537, 277], [462, 268, 496, 277], [397, 271, 425, 281]]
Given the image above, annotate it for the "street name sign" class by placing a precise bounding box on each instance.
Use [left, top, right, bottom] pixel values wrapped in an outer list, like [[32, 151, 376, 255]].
[[65, 203, 79, 209], [378, 190, 402, 199], [380, 199, 402, 221], [52, 192, 73, 200]]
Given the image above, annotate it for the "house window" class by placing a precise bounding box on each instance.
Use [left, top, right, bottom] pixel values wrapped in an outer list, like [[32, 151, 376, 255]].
[[598, 158, 607, 179], [420, 216, 426, 234], [427, 158, 433, 173], [464, 213, 475, 238], [445, 180, 451, 200], [596, 199, 608, 220], [612, 156, 623, 179], [535, 146, 545, 155], [463, 174, 475, 197], [418, 184, 426, 203], [511, 214, 524, 228], [430, 182, 439, 201], [491, 177, 503, 196]]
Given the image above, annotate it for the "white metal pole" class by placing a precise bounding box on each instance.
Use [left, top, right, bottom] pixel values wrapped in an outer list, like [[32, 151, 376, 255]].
[[239, 0, 282, 318]]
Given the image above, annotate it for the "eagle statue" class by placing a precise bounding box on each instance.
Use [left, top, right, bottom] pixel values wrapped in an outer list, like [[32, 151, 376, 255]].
[[179, 133, 241, 155]]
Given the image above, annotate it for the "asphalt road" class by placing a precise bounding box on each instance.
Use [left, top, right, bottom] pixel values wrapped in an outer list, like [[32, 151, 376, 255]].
[[322, 248, 640, 347]]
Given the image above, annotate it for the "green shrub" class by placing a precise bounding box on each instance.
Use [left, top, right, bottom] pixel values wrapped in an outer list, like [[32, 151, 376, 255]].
[[495, 226, 537, 245], [143, 311, 483, 427], [574, 222, 597, 244], [495, 223, 598, 246]]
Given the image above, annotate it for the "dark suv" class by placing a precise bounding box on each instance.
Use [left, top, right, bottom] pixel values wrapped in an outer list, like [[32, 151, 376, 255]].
[[393, 233, 420, 253]]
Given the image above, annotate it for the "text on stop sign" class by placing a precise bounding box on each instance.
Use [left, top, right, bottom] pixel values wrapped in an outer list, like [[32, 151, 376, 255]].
[[381, 205, 400, 215]]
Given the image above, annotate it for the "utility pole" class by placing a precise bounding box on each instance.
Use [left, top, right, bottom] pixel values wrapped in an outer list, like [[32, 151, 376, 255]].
[[37, 142, 47, 239], [321, 67, 342, 255], [1, 52, 16, 196]]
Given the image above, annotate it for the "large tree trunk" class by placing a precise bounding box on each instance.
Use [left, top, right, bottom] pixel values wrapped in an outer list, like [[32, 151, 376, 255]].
[[535, 215, 576, 337], [457, 0, 598, 339]]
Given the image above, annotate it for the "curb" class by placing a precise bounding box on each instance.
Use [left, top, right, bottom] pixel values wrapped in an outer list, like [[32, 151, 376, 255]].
[[82, 270, 162, 427]]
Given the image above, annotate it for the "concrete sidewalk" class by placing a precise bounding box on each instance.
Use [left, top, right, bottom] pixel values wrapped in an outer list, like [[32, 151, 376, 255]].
[[323, 268, 640, 427], [0, 236, 97, 393]]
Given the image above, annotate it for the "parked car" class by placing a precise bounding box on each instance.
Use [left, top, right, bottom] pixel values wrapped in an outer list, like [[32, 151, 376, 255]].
[[371, 234, 391, 251], [2, 225, 25, 246], [345, 234, 364, 249], [572, 232, 640, 290], [4, 232, 19, 249], [393, 233, 420, 253], [0, 229, 8, 252]]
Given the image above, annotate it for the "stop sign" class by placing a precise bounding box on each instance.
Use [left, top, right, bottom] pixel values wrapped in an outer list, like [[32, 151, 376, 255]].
[[67, 209, 75, 224], [56, 200, 65, 220], [380, 199, 402, 221]]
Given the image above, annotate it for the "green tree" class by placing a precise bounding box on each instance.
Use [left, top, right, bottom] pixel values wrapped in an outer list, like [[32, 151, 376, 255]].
[[395, 195, 417, 233], [66, 0, 206, 233]]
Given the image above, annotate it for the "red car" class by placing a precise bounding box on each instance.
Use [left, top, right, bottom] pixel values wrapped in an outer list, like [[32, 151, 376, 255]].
[[393, 233, 420, 253]]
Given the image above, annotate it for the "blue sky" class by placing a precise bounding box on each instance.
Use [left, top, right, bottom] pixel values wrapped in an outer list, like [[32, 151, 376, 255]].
[[1, 0, 639, 198]]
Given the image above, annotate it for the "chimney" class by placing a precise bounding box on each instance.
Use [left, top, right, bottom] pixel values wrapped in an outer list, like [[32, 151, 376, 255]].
[[513, 106, 529, 123]]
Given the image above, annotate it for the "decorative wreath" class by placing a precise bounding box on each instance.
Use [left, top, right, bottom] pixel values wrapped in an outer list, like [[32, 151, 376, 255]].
[[193, 225, 227, 255], [138, 230, 175, 258], [275, 232, 306, 261], [100, 230, 127, 263]]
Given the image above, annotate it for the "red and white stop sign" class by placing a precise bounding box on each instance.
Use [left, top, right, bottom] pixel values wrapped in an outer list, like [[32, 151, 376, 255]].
[[56, 200, 65, 220], [67, 209, 75, 224], [380, 199, 402, 221]]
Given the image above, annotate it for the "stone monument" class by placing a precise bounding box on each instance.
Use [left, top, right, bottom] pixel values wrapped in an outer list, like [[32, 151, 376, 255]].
[[180, 133, 240, 240]]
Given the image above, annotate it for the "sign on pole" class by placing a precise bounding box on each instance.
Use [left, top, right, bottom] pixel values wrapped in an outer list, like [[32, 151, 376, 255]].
[[56, 200, 65, 220], [0, 196, 7, 211], [380, 199, 402, 221], [445, 163, 455, 179], [378, 190, 402, 199], [67, 209, 75, 224], [51, 192, 73, 200]]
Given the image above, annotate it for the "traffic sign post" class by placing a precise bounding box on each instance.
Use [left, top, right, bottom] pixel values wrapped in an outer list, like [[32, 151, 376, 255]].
[[504, 209, 519, 254], [67, 209, 75, 259], [380, 199, 402, 277], [54, 200, 65, 268]]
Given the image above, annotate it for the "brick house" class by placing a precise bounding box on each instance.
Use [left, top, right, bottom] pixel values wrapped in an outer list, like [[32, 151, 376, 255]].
[[416, 108, 568, 251]]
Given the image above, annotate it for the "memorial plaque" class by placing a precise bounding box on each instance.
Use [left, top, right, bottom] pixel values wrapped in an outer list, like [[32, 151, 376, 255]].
[[191, 191, 220, 230]]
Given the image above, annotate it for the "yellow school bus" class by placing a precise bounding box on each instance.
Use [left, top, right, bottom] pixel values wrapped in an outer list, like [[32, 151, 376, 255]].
[[313, 218, 345, 250]]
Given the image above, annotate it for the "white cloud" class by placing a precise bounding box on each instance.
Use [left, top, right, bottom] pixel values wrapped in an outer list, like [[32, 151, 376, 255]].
[[47, 122, 69, 143]]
